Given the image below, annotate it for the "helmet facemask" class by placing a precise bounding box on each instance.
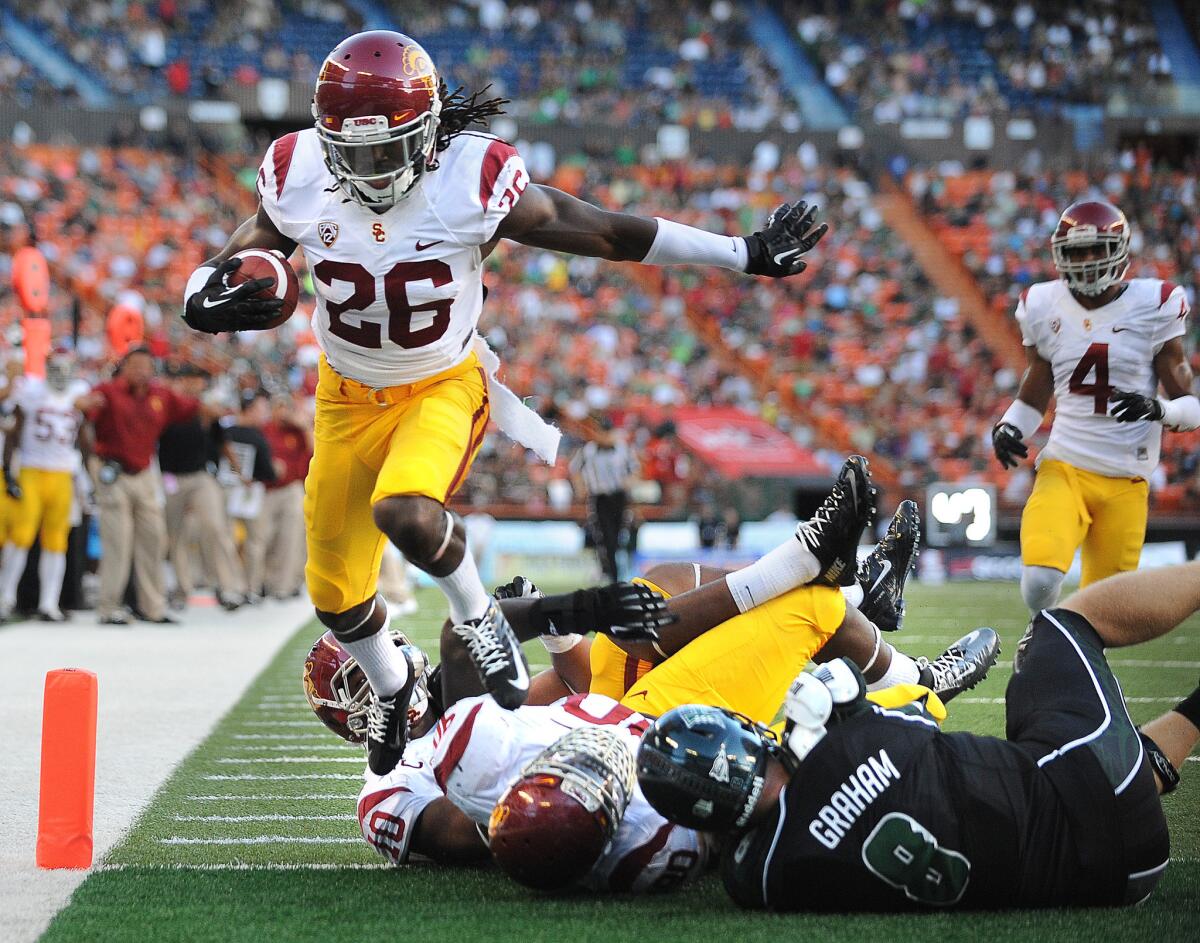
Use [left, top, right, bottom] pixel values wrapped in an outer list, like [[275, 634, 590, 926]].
[[519, 726, 636, 845], [1051, 226, 1130, 296], [46, 353, 74, 393], [314, 105, 442, 209]]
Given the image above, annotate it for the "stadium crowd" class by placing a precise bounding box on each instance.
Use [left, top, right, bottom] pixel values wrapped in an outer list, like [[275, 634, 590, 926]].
[[790, 0, 1172, 120]]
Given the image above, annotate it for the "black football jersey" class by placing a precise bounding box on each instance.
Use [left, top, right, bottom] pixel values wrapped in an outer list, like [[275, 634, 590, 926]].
[[721, 706, 1086, 911]]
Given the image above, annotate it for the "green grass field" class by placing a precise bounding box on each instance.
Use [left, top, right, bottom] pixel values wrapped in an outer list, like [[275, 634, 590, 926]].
[[40, 582, 1199, 943]]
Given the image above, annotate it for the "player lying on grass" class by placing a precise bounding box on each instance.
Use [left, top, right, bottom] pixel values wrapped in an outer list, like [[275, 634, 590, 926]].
[[636, 562, 1200, 911], [304, 463, 998, 885]]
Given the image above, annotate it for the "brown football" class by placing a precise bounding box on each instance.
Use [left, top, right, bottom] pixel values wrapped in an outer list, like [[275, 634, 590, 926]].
[[227, 248, 299, 329]]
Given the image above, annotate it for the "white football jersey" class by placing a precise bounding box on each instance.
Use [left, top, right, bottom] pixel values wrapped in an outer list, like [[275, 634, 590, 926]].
[[15, 378, 89, 472], [1016, 278, 1190, 478], [356, 733, 442, 865], [257, 128, 528, 388], [429, 693, 708, 893]]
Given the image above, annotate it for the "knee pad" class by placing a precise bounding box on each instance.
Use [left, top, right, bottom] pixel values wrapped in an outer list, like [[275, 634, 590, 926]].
[[1020, 565, 1064, 613]]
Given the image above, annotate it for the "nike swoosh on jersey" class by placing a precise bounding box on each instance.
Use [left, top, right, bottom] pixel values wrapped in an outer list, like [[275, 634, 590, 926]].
[[1111, 326, 1131, 333], [415, 239, 444, 251], [869, 559, 892, 594], [627, 690, 649, 700]]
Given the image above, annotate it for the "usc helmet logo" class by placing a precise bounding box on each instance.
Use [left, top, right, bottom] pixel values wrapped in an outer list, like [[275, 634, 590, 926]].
[[401, 45, 432, 78]]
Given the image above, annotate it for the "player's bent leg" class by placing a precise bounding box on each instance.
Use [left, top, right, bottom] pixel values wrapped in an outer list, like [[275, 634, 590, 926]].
[[1020, 564, 1066, 612], [1058, 560, 1200, 648], [1139, 680, 1200, 794], [620, 584, 846, 725]]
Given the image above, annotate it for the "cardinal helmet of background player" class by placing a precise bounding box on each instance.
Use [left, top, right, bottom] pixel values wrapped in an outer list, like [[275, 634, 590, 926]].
[[45, 347, 75, 392], [311, 30, 443, 208], [1050, 199, 1131, 297], [302, 630, 430, 743], [636, 705, 772, 832], [488, 726, 637, 890]]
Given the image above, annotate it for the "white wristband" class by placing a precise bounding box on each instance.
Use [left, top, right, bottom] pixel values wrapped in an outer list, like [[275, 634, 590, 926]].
[[642, 218, 749, 271], [1000, 399, 1044, 440], [540, 633, 583, 654], [1158, 394, 1200, 431], [184, 264, 217, 309]]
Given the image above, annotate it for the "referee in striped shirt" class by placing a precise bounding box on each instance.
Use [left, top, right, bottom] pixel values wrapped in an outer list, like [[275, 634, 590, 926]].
[[569, 417, 637, 581]]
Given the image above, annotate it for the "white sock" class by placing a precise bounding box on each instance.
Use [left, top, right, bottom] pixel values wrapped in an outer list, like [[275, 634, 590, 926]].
[[866, 648, 920, 691], [38, 550, 66, 613], [0, 544, 29, 607], [725, 537, 819, 613], [337, 600, 410, 698], [432, 549, 491, 625], [841, 582, 864, 608]]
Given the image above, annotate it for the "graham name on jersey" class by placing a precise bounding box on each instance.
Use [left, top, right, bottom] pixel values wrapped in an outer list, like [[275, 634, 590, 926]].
[[808, 748, 901, 850]]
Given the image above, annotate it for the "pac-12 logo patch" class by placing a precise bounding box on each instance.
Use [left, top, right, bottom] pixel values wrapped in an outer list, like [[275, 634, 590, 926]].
[[318, 221, 339, 247], [1050, 318, 1061, 334]]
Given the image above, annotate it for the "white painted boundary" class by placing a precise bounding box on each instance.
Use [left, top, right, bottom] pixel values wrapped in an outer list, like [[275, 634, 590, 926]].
[[0, 597, 316, 943]]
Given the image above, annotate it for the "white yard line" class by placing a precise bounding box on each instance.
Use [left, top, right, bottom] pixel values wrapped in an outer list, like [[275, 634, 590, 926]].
[[184, 794, 355, 801], [231, 733, 333, 741], [97, 862, 392, 872], [214, 756, 364, 765], [159, 836, 362, 846], [203, 773, 362, 781], [238, 721, 328, 728], [956, 696, 1181, 705], [226, 744, 357, 753], [0, 598, 317, 943], [171, 814, 355, 823]]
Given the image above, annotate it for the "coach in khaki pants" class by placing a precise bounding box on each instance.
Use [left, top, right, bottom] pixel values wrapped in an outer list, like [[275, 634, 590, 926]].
[[77, 348, 201, 625], [252, 394, 312, 599]]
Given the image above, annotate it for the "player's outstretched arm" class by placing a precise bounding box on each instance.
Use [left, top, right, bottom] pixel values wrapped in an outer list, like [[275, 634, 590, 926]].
[[495, 184, 826, 278], [993, 346, 1052, 468], [1110, 337, 1200, 430], [182, 204, 299, 335]]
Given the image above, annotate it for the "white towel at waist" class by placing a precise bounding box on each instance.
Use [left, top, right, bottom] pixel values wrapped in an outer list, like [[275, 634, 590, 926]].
[[471, 335, 561, 465]]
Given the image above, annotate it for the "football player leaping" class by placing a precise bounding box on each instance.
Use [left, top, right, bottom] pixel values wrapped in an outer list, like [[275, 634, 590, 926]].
[[993, 200, 1197, 613], [182, 30, 827, 777]]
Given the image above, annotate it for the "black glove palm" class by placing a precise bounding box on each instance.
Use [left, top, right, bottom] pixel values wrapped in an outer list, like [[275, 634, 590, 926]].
[[745, 201, 829, 277], [1110, 389, 1164, 423], [992, 421, 1028, 469], [183, 257, 284, 335]]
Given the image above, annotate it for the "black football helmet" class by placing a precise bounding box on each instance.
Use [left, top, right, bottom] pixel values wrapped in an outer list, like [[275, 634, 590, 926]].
[[636, 704, 774, 832]]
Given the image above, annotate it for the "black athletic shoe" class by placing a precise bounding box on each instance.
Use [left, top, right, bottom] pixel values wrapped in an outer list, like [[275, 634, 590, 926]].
[[452, 601, 530, 710], [917, 628, 1001, 702], [796, 455, 877, 587], [366, 644, 427, 776], [857, 499, 920, 632]]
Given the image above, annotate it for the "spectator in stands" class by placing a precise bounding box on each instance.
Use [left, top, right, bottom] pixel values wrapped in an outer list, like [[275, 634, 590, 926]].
[[257, 392, 312, 600], [569, 416, 637, 581], [223, 389, 277, 601], [77, 347, 198, 625], [158, 366, 246, 612]]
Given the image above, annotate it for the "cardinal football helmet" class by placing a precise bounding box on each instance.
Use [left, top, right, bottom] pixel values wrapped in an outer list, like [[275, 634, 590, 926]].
[[1051, 200, 1131, 296], [488, 726, 636, 890], [312, 30, 443, 208], [302, 629, 430, 743]]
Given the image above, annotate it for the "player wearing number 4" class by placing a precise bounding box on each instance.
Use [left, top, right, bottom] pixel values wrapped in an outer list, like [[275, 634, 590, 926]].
[[992, 200, 1197, 613], [180, 30, 828, 777]]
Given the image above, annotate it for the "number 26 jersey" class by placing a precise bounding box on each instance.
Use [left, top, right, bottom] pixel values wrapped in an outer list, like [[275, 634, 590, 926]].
[[256, 128, 528, 389], [1016, 278, 1189, 479]]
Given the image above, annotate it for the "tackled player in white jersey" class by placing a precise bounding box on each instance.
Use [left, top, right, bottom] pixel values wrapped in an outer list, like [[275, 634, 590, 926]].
[[0, 350, 89, 621], [182, 30, 829, 778], [993, 200, 1196, 612]]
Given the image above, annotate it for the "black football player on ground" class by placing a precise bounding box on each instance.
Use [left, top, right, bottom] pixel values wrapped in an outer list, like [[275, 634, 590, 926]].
[[638, 562, 1200, 911]]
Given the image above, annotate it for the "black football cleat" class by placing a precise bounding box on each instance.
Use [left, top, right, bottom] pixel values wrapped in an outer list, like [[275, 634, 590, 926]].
[[797, 455, 877, 587], [452, 601, 530, 710], [366, 644, 427, 776], [857, 499, 920, 632], [917, 628, 1000, 702]]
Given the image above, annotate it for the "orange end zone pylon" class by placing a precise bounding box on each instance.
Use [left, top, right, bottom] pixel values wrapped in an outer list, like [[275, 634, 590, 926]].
[[36, 668, 98, 869]]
